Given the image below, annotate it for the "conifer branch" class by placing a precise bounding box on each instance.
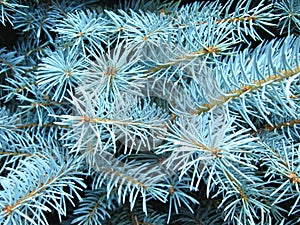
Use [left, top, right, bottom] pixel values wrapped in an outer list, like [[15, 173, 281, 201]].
[[1, 0, 300, 224], [195, 65, 300, 114]]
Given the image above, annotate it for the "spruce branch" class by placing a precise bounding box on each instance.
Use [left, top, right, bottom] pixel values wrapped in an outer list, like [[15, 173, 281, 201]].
[[1, 0, 300, 224], [273, 0, 300, 35], [0, 148, 86, 225], [71, 188, 118, 225]]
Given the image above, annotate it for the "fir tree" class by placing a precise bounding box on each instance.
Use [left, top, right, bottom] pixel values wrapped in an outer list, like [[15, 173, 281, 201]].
[[0, 0, 300, 224]]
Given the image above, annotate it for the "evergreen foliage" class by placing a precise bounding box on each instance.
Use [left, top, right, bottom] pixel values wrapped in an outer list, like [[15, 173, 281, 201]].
[[0, 0, 300, 224]]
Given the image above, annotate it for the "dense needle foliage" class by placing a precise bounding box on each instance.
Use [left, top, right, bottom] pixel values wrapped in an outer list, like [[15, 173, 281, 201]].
[[0, 0, 300, 224]]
